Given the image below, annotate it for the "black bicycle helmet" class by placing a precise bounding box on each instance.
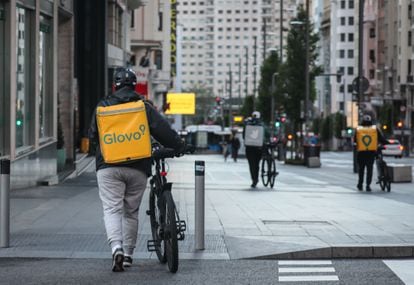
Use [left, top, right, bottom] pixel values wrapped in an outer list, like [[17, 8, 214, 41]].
[[361, 114, 372, 126], [113, 68, 137, 90]]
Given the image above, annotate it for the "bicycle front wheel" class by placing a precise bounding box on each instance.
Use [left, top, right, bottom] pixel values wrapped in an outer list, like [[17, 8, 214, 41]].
[[149, 184, 166, 263], [163, 191, 179, 273], [269, 159, 277, 188], [261, 158, 270, 187]]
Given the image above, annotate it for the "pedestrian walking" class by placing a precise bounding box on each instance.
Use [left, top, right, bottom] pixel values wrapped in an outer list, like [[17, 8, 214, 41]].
[[89, 67, 185, 272], [354, 114, 387, 192], [243, 111, 264, 188]]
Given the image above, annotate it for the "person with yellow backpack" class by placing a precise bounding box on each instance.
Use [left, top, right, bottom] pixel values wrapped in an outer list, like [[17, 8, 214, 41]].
[[354, 114, 387, 192], [89, 67, 185, 272]]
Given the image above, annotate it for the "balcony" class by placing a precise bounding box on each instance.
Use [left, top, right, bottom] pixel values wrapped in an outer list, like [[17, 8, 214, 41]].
[[149, 69, 170, 84]]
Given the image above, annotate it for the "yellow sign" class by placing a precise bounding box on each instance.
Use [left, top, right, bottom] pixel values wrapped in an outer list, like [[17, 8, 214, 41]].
[[233, 116, 244, 122], [165, 93, 195, 115]]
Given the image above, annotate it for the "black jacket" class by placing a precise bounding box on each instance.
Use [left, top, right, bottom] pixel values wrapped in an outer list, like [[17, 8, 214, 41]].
[[89, 87, 184, 176]]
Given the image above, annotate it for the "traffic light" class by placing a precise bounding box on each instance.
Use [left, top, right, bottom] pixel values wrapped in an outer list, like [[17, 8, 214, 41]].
[[280, 116, 286, 123], [397, 121, 403, 129], [275, 120, 281, 128], [346, 128, 353, 136], [16, 119, 23, 126], [382, 124, 388, 131], [215, 96, 221, 105], [287, 134, 293, 140]]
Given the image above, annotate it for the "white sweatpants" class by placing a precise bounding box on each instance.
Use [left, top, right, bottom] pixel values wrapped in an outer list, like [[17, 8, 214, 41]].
[[97, 167, 147, 255]]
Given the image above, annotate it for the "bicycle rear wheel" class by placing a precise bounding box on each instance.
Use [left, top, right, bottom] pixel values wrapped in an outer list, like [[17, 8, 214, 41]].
[[149, 184, 166, 263], [261, 158, 270, 187], [269, 159, 276, 188], [163, 191, 179, 273]]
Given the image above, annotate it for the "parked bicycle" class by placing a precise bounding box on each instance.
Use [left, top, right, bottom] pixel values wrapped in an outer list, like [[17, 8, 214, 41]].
[[146, 143, 192, 273], [261, 141, 279, 188], [376, 146, 391, 192]]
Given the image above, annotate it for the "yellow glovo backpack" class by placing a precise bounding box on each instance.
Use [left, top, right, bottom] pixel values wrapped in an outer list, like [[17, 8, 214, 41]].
[[356, 126, 378, 152], [96, 100, 151, 164]]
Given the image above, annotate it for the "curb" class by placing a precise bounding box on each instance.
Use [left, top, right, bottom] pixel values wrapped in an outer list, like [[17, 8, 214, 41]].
[[247, 246, 414, 260]]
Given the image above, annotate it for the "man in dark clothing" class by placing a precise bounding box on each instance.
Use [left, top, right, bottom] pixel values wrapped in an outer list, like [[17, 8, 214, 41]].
[[354, 114, 387, 192], [243, 111, 264, 188], [89, 68, 185, 272]]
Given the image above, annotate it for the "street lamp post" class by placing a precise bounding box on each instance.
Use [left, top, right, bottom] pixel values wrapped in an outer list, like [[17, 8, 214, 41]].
[[253, 36, 258, 111], [304, 0, 310, 136], [228, 64, 233, 127], [271, 72, 278, 137]]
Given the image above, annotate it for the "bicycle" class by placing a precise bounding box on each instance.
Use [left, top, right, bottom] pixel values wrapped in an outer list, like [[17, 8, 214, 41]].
[[261, 142, 279, 188], [376, 146, 391, 192], [146, 143, 190, 273]]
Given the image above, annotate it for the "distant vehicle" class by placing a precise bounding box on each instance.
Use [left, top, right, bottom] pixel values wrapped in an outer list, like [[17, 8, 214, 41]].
[[382, 139, 404, 158]]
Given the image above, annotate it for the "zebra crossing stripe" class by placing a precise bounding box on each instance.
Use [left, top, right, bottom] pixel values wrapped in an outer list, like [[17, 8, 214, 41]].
[[279, 260, 332, 265], [279, 267, 336, 273], [279, 276, 339, 282], [278, 260, 339, 282]]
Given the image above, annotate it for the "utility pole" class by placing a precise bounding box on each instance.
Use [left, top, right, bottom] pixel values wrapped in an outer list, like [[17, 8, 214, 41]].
[[228, 64, 233, 127], [245, 46, 249, 99], [304, 0, 310, 136], [263, 18, 267, 60], [238, 56, 242, 112], [253, 36, 257, 111], [358, 0, 364, 119], [279, 0, 283, 61]]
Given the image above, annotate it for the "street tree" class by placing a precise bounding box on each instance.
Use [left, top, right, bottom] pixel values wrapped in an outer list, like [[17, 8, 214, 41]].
[[281, 5, 322, 134], [257, 51, 281, 124]]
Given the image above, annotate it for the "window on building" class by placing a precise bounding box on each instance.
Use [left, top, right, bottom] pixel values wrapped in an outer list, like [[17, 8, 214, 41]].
[[369, 49, 375, 62], [369, 28, 375, 38], [340, 33, 345, 42], [348, 16, 354, 25], [339, 85, 344, 93], [339, 50, 345, 58], [131, 11, 135, 28], [340, 17, 346, 25], [409, 31, 412, 46], [348, 49, 354, 58], [348, 33, 354, 42], [347, 84, 353, 93], [39, 15, 53, 139], [408, 59, 412, 74], [369, 69, 375, 79], [16, 7, 33, 148], [339, 66, 345, 75], [348, 66, 354, 75], [340, 0, 345, 9], [349, 0, 354, 9]]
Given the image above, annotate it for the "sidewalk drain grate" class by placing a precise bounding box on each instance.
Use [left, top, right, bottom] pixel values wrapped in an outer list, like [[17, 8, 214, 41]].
[[262, 220, 331, 226]]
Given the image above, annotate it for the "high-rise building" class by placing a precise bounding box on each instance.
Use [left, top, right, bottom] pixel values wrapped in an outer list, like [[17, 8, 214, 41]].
[[177, 0, 299, 104]]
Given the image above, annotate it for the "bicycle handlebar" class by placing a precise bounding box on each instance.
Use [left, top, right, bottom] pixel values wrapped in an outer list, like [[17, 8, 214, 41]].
[[152, 143, 195, 160]]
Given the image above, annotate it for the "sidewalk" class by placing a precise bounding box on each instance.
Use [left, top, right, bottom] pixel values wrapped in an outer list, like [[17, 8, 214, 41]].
[[1, 154, 414, 260]]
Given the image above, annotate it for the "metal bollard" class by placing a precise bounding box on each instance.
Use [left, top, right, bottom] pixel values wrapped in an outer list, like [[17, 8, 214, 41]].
[[195, 160, 205, 250], [0, 159, 10, 248]]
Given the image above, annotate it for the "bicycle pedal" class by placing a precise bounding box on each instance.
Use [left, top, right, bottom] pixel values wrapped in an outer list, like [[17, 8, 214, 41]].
[[147, 240, 159, 252], [176, 220, 187, 233], [177, 232, 185, 241]]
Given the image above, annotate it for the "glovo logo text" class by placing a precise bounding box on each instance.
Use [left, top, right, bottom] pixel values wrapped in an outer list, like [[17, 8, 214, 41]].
[[103, 125, 146, 144]]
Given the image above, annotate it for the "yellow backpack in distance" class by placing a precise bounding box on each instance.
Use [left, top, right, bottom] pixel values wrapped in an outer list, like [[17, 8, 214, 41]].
[[356, 126, 378, 152], [96, 100, 151, 164]]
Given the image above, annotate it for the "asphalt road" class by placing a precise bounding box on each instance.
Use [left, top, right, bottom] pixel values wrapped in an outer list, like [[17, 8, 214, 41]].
[[0, 258, 409, 285]]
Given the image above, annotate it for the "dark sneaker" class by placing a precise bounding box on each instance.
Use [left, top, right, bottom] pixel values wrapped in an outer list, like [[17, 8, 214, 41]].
[[250, 182, 257, 188], [123, 256, 133, 267], [366, 186, 372, 192], [357, 184, 363, 191], [112, 248, 124, 272]]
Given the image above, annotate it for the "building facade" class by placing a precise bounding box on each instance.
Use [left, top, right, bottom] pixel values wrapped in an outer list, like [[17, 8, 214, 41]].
[[1, 0, 75, 189]]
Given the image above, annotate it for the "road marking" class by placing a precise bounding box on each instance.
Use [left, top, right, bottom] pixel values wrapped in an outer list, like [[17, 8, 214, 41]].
[[279, 276, 339, 282], [278, 260, 339, 282], [279, 260, 332, 265], [279, 267, 335, 273]]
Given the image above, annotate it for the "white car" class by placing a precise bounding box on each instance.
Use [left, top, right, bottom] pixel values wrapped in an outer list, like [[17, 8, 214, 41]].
[[382, 139, 404, 158]]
